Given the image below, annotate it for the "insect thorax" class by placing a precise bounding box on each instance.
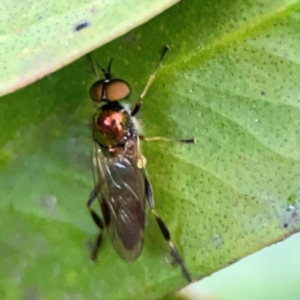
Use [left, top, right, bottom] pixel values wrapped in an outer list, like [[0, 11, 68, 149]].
[[92, 103, 137, 151]]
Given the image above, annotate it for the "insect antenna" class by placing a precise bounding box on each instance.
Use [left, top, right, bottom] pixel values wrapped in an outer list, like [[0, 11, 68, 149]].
[[107, 58, 113, 74], [88, 54, 113, 80]]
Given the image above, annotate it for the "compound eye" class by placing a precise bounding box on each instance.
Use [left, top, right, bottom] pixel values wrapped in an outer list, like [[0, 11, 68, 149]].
[[106, 79, 131, 102], [90, 80, 105, 102]]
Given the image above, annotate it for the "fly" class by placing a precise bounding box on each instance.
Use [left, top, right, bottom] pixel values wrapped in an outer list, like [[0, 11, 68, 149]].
[[87, 46, 195, 282]]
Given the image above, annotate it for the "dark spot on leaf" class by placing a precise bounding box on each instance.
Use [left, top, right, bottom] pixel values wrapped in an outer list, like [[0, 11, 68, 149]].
[[74, 21, 90, 32], [261, 91, 265, 95], [284, 223, 288, 228]]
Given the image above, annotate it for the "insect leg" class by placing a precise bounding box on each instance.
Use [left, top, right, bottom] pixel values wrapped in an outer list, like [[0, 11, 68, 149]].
[[139, 135, 196, 144], [145, 176, 192, 282], [131, 46, 170, 116], [87, 186, 105, 261]]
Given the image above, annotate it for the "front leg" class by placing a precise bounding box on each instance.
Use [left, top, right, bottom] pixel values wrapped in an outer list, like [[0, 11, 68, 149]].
[[131, 46, 170, 116]]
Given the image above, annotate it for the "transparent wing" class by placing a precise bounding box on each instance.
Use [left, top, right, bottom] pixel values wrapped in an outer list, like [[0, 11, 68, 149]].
[[93, 137, 146, 261]]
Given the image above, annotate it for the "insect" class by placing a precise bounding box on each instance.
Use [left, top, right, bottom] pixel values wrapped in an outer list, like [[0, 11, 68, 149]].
[[87, 46, 194, 282]]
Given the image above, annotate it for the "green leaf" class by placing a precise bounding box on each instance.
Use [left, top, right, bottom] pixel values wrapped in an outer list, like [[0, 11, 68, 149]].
[[0, 0, 178, 96], [1, 0, 300, 299]]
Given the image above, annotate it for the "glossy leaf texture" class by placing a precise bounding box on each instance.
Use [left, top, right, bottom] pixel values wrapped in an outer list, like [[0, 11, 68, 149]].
[[1, 0, 300, 299]]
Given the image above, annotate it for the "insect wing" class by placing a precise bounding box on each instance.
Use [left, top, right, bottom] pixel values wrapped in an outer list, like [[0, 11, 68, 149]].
[[93, 137, 146, 261]]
